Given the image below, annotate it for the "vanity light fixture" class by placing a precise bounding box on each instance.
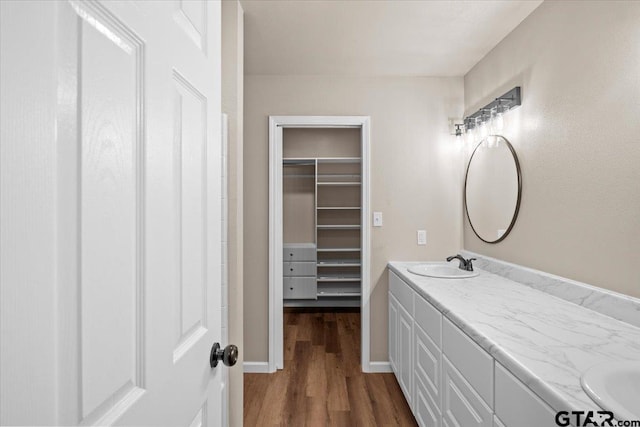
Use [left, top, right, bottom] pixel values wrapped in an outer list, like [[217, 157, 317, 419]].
[[458, 87, 522, 145], [454, 123, 464, 144]]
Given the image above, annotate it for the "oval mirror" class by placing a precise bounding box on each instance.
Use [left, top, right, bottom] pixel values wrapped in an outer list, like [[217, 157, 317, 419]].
[[464, 136, 522, 243]]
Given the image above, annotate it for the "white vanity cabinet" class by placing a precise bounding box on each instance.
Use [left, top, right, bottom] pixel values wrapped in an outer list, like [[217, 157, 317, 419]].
[[388, 270, 559, 427], [389, 271, 441, 425], [389, 270, 415, 406]]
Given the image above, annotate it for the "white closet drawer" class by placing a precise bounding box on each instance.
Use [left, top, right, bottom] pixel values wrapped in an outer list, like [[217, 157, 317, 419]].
[[442, 356, 493, 427], [389, 271, 414, 315], [442, 317, 493, 408], [283, 277, 317, 299], [283, 245, 316, 262], [494, 363, 556, 427], [415, 293, 441, 348], [283, 261, 316, 277]]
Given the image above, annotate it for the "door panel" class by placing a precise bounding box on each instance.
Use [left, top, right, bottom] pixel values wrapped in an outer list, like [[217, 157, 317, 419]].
[[174, 0, 208, 51], [173, 69, 209, 364], [0, 0, 224, 425], [78, 4, 145, 422]]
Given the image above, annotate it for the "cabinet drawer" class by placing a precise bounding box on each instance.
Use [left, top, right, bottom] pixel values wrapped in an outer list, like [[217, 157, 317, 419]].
[[415, 324, 441, 412], [415, 374, 441, 427], [442, 317, 493, 408], [389, 271, 414, 315], [283, 261, 316, 277], [442, 356, 492, 427], [494, 363, 556, 427], [283, 245, 316, 262], [283, 277, 317, 299], [415, 293, 441, 348]]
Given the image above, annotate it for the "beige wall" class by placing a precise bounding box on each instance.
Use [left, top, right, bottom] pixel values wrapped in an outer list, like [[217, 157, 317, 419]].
[[244, 75, 464, 362], [463, 1, 640, 298], [221, 1, 244, 425]]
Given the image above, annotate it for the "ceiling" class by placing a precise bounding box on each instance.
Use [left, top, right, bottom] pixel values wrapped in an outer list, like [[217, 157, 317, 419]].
[[241, 0, 543, 76]]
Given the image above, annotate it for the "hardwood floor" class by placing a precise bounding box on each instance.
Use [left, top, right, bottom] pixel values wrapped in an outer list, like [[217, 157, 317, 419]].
[[244, 309, 417, 426]]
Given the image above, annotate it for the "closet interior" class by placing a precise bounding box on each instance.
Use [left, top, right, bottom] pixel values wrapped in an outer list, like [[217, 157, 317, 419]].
[[283, 128, 362, 308]]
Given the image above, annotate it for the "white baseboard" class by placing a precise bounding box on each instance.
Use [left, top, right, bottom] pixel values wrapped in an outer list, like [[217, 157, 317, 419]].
[[243, 361, 271, 373], [366, 361, 393, 373]]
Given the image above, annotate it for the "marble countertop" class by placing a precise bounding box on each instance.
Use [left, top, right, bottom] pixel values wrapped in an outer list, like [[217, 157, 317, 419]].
[[388, 261, 640, 414]]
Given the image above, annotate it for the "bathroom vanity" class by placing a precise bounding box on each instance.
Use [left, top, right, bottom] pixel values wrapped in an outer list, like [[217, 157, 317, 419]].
[[388, 258, 640, 427]]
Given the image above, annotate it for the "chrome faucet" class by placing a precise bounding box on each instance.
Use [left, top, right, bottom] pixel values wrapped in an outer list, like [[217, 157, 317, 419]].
[[446, 254, 477, 272]]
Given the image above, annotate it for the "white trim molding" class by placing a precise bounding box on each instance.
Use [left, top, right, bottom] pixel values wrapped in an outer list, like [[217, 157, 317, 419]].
[[367, 361, 393, 373], [268, 115, 373, 373], [243, 362, 271, 374]]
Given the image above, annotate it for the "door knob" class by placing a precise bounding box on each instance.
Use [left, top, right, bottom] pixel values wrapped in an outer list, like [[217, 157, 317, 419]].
[[210, 342, 238, 368]]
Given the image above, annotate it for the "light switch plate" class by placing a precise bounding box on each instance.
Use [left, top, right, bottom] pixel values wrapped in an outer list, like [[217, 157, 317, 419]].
[[373, 212, 383, 227], [417, 230, 427, 245]]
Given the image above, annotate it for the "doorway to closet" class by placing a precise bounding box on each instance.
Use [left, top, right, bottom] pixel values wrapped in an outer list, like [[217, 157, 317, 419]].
[[268, 116, 373, 373]]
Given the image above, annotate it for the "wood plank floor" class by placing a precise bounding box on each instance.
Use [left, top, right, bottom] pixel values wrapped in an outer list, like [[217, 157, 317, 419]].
[[244, 309, 417, 426]]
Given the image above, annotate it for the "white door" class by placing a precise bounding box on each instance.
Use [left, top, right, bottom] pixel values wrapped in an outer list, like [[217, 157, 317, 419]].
[[0, 1, 228, 426]]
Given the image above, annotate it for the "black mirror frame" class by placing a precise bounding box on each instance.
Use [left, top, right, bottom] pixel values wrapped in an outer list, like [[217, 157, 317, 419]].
[[464, 136, 522, 244]]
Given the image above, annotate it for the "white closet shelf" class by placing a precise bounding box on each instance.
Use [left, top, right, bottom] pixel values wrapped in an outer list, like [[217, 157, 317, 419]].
[[317, 225, 360, 229], [317, 260, 361, 267], [283, 158, 315, 165], [317, 206, 361, 210], [317, 291, 362, 298], [284, 174, 315, 178], [317, 248, 361, 252], [317, 182, 361, 186], [283, 157, 360, 164], [317, 275, 361, 282], [316, 157, 361, 164], [317, 173, 360, 178]]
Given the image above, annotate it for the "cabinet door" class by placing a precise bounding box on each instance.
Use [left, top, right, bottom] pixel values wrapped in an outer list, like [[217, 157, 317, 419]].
[[442, 317, 493, 408], [398, 303, 413, 407], [494, 363, 557, 427], [389, 292, 399, 374], [442, 356, 492, 427]]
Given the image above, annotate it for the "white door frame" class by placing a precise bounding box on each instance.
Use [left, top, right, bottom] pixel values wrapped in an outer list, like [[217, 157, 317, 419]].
[[268, 115, 372, 373]]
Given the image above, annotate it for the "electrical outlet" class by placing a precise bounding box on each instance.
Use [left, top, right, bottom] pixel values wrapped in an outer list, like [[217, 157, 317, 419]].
[[417, 230, 427, 245], [373, 212, 383, 227]]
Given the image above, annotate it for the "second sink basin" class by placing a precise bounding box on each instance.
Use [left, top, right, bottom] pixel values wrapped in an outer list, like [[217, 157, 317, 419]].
[[581, 361, 640, 421], [408, 263, 479, 279]]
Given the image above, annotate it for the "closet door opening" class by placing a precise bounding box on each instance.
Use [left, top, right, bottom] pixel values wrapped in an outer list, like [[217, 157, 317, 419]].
[[268, 116, 372, 373]]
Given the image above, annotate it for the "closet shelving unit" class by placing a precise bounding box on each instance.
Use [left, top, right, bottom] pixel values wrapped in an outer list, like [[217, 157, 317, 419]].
[[283, 156, 362, 307]]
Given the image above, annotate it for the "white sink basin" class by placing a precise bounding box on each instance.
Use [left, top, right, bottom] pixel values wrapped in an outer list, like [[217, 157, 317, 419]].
[[581, 361, 640, 421], [407, 263, 479, 279]]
